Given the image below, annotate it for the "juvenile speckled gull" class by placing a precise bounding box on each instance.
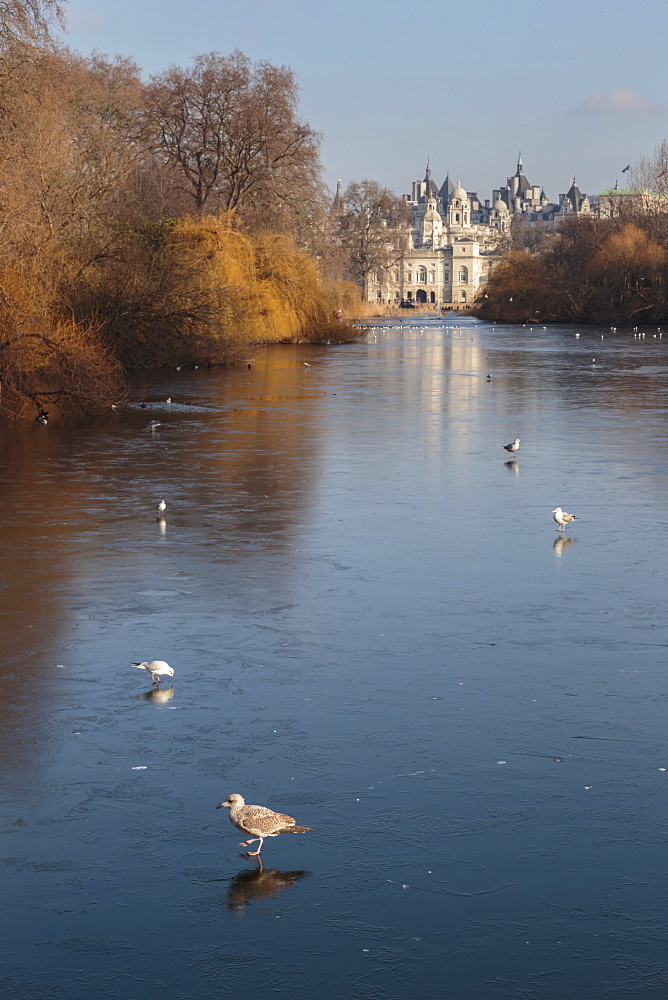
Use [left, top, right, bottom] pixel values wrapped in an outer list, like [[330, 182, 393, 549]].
[[217, 793, 312, 856], [503, 438, 521, 454], [131, 659, 174, 684], [552, 507, 578, 531]]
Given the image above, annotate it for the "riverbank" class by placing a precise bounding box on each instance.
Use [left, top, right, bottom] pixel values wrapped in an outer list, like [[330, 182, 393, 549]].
[[474, 217, 668, 325], [0, 218, 364, 422]]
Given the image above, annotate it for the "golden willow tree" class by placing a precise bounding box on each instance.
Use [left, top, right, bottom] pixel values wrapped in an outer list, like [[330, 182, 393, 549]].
[[0, 27, 359, 420]]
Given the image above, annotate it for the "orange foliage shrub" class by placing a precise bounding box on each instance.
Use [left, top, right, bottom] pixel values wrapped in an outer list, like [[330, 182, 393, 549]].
[[476, 218, 668, 324], [80, 216, 362, 368]]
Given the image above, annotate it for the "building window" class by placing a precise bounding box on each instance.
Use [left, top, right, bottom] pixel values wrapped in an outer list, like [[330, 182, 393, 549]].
[[407, 273, 412, 283], [459, 266, 468, 283], [455, 213, 460, 223], [418, 267, 427, 282], [461, 290, 467, 302], [429, 272, 435, 282]]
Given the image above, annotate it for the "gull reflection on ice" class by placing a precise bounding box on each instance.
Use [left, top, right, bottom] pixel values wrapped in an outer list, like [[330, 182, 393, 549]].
[[553, 535, 576, 558], [156, 516, 167, 535], [227, 862, 310, 912], [504, 459, 519, 476], [139, 685, 175, 704]]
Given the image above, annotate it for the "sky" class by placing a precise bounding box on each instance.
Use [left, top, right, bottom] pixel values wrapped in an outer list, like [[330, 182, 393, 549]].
[[62, 0, 668, 204]]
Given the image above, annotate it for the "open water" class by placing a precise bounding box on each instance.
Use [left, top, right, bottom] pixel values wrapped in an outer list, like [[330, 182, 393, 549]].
[[1, 316, 668, 999]]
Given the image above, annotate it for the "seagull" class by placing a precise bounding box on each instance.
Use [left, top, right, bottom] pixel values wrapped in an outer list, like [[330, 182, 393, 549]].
[[131, 660, 174, 684], [35, 409, 49, 425], [303, 362, 311, 367], [148, 420, 161, 431], [217, 793, 312, 857], [503, 438, 521, 455], [552, 507, 578, 531], [156, 500, 166, 516]]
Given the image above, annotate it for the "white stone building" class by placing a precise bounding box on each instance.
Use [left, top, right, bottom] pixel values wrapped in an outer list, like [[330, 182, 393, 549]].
[[367, 164, 505, 307], [354, 157, 590, 305]]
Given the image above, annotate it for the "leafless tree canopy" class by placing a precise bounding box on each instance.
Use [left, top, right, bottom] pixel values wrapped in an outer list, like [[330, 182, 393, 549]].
[[0, 39, 358, 419], [0, 0, 64, 44], [630, 140, 668, 199], [337, 180, 409, 298], [145, 51, 322, 224]]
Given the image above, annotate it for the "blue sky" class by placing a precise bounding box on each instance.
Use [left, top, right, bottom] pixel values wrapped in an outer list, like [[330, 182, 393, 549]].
[[62, 0, 668, 204]]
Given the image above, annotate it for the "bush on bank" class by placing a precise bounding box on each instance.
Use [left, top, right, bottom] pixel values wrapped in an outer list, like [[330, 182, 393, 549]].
[[475, 217, 668, 325], [0, 218, 361, 420], [73, 217, 361, 368]]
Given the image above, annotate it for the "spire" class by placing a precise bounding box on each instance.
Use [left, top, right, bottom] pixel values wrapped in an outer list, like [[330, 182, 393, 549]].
[[517, 151, 523, 173], [333, 178, 345, 211], [425, 157, 432, 183]]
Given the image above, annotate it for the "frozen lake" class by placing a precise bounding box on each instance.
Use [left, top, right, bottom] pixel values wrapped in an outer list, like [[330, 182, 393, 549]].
[[2, 315, 668, 999]]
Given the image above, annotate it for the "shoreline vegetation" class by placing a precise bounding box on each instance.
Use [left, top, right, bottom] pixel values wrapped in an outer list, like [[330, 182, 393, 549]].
[[1, 211, 363, 421], [4, 5, 668, 420], [474, 213, 668, 326], [0, 23, 363, 422]]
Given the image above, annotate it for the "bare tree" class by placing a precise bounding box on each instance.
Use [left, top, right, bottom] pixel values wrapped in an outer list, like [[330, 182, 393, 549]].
[[630, 140, 668, 198], [145, 51, 321, 225], [337, 180, 409, 300], [0, 0, 64, 44]]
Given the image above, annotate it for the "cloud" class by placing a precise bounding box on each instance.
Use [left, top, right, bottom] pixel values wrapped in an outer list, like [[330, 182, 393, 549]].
[[574, 88, 658, 115], [65, 6, 110, 31]]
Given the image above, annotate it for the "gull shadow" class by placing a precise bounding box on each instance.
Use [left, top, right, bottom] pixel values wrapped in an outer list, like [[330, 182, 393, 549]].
[[227, 862, 311, 912], [139, 685, 175, 704], [553, 536, 576, 557], [504, 460, 519, 475]]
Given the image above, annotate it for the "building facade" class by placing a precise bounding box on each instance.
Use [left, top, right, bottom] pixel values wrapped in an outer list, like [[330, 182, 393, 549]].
[[351, 157, 590, 305]]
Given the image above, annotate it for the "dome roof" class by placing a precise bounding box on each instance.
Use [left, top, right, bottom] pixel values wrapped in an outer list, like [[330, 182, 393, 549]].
[[423, 198, 442, 222], [493, 198, 508, 212], [452, 181, 468, 201]]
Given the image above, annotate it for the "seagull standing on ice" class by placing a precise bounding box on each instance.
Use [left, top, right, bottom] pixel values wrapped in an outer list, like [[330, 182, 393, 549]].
[[156, 500, 166, 517], [131, 660, 174, 684], [217, 793, 312, 857], [148, 420, 161, 431], [552, 507, 578, 531], [503, 438, 521, 455]]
